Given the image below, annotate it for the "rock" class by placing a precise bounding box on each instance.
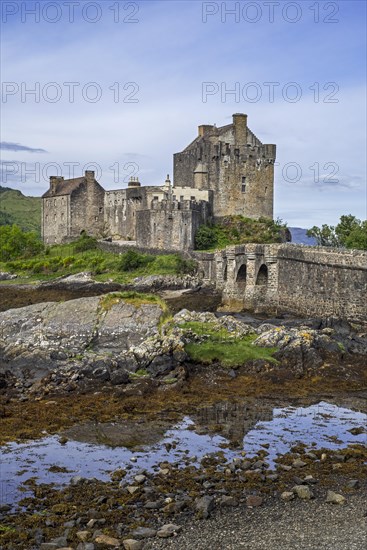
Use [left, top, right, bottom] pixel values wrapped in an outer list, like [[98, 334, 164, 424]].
[[77, 531, 90, 542], [0, 504, 11, 512], [346, 479, 360, 489], [130, 527, 157, 539], [292, 485, 313, 500], [127, 486, 140, 495], [281, 491, 295, 502], [40, 545, 59, 550], [123, 541, 143, 550], [278, 464, 292, 471], [326, 490, 345, 504], [94, 534, 121, 546], [195, 495, 215, 519], [292, 459, 307, 468], [220, 495, 238, 507], [0, 272, 17, 280], [134, 474, 146, 484], [110, 369, 129, 385], [246, 495, 263, 507], [157, 524, 182, 538]]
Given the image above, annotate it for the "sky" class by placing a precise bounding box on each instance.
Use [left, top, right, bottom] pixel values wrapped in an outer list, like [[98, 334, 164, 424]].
[[0, 0, 366, 227]]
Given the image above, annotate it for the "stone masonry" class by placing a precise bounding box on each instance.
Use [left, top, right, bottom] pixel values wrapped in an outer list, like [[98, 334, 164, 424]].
[[42, 114, 275, 248], [196, 244, 367, 322]]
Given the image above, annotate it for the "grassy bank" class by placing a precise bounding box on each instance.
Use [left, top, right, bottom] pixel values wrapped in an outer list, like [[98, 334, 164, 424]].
[[179, 321, 278, 367], [0, 233, 197, 284], [194, 216, 289, 251]]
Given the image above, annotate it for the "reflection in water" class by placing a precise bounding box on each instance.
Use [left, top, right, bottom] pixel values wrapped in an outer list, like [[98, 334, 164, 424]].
[[1, 400, 366, 505]]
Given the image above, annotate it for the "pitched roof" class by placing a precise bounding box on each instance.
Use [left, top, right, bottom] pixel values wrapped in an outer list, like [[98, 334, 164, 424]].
[[42, 177, 86, 198]]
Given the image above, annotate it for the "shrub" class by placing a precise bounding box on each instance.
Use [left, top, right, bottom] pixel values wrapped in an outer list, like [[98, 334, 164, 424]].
[[73, 233, 98, 252], [195, 225, 218, 250], [118, 249, 154, 272], [0, 225, 44, 261], [175, 256, 198, 276]]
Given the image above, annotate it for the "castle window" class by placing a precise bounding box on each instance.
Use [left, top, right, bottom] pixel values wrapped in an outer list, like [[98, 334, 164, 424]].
[[54, 199, 56, 206], [241, 176, 246, 193], [265, 186, 268, 195], [99, 207, 103, 213], [191, 196, 195, 201], [153, 196, 158, 200], [61, 213, 64, 220]]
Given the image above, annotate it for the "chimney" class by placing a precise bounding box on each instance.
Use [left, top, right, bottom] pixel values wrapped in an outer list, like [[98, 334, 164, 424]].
[[232, 113, 247, 145], [198, 124, 214, 137], [49, 176, 64, 195], [128, 176, 141, 187], [85, 170, 95, 183]]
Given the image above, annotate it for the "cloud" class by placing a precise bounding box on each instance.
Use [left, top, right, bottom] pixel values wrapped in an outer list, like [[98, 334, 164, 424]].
[[0, 142, 48, 153]]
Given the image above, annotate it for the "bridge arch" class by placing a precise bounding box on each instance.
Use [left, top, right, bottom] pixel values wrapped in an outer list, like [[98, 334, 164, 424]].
[[255, 264, 268, 286], [235, 263, 247, 288]]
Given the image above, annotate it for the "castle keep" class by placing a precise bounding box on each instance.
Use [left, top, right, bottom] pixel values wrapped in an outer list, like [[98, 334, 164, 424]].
[[42, 114, 276, 249]]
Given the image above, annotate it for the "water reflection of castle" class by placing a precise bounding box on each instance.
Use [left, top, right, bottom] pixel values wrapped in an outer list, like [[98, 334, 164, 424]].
[[193, 401, 274, 446]]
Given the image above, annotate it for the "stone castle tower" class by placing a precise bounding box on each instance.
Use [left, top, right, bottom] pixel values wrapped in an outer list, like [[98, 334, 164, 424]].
[[174, 113, 276, 219], [42, 114, 275, 249]]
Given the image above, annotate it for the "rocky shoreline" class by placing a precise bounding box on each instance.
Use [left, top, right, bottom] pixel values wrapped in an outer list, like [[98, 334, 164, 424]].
[[0, 276, 366, 550], [0, 288, 366, 399]]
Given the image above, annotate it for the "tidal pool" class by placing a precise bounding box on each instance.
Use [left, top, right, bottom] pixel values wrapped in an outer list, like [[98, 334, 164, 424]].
[[1, 400, 365, 506]]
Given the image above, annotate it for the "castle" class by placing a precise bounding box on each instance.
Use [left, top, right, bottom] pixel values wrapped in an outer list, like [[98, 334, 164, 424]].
[[42, 114, 276, 250]]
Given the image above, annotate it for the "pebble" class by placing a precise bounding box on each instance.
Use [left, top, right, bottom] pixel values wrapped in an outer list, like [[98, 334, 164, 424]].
[[157, 524, 182, 538], [94, 534, 121, 546], [281, 491, 295, 502], [346, 479, 360, 489], [195, 495, 215, 519], [220, 495, 239, 507], [123, 540, 143, 550], [134, 474, 146, 484], [326, 491, 346, 505], [246, 495, 263, 507], [292, 459, 307, 468], [292, 485, 313, 500], [131, 527, 157, 539], [76, 531, 90, 542], [127, 486, 140, 494]]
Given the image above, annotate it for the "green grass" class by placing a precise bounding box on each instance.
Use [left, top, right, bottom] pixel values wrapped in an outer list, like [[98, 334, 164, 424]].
[[100, 291, 167, 311], [195, 215, 288, 251], [0, 242, 186, 284], [0, 186, 41, 234], [179, 321, 278, 368]]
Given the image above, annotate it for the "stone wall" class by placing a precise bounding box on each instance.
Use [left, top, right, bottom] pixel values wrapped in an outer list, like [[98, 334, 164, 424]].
[[136, 199, 210, 251], [173, 114, 275, 219], [42, 194, 70, 244], [196, 244, 367, 321]]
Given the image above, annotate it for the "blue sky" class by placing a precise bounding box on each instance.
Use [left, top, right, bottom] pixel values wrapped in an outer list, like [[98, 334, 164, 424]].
[[1, 0, 366, 227]]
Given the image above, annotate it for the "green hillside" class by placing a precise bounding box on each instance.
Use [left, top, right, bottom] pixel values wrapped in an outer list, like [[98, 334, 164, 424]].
[[0, 186, 42, 234]]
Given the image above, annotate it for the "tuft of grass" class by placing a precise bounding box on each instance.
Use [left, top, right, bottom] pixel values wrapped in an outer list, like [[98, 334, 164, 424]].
[[180, 321, 278, 367], [100, 291, 167, 311]]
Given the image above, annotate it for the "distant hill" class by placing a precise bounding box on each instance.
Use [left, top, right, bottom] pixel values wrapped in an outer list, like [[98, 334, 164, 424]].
[[289, 227, 317, 245], [0, 185, 41, 234]]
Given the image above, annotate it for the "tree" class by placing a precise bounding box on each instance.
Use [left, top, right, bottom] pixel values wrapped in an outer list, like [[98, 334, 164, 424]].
[[0, 225, 44, 261], [307, 215, 367, 250]]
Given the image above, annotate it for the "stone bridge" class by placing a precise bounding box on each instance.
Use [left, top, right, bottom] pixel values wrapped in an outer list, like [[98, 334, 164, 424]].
[[195, 244, 367, 321]]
